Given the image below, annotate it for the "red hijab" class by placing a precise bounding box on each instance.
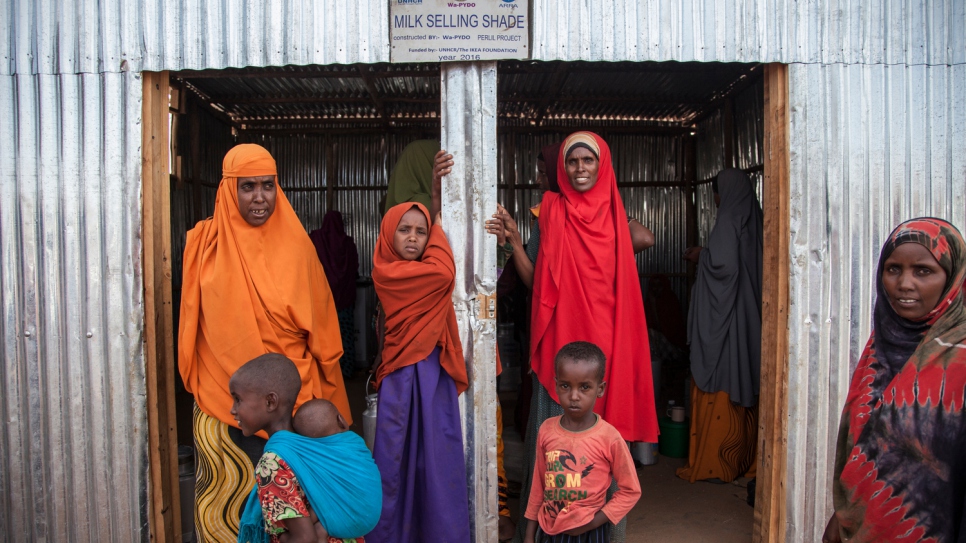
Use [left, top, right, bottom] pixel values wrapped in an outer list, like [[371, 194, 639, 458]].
[[372, 203, 467, 393], [531, 132, 657, 442]]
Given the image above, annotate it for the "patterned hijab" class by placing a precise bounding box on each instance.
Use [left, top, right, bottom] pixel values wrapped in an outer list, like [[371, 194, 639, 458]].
[[872, 218, 966, 381], [833, 217, 966, 542]]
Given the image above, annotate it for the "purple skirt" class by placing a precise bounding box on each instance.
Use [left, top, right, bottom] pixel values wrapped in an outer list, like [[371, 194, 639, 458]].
[[367, 347, 471, 543]]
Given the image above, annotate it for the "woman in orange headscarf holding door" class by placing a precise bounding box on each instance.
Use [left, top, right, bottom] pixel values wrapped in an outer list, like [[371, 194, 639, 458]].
[[178, 144, 350, 543]]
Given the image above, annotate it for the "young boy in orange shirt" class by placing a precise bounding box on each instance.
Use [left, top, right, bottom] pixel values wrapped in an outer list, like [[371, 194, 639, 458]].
[[523, 342, 641, 543]]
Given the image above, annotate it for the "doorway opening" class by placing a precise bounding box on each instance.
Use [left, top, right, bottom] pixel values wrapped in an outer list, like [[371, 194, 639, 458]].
[[493, 59, 767, 543], [142, 60, 789, 543]]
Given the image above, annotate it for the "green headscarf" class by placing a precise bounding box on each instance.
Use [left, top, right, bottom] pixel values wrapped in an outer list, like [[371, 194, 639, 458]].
[[385, 139, 439, 213]]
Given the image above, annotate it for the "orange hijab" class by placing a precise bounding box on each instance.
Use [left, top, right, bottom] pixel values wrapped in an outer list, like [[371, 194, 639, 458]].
[[372, 203, 467, 393], [178, 144, 351, 434]]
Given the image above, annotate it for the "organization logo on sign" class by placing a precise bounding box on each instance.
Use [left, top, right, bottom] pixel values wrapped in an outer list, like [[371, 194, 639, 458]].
[[397, 0, 422, 4]]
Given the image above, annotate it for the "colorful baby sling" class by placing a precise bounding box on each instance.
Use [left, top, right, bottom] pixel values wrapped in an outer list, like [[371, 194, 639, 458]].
[[238, 430, 382, 542]]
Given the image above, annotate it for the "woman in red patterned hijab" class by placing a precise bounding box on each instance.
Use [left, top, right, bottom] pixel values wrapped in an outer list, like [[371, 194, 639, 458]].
[[825, 217, 966, 543]]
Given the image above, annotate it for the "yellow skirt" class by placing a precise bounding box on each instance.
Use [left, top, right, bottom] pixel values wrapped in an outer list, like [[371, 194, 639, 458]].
[[676, 384, 758, 483], [193, 405, 259, 543]]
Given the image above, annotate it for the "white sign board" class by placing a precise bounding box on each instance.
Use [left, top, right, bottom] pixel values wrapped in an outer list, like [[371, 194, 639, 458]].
[[390, 0, 529, 63]]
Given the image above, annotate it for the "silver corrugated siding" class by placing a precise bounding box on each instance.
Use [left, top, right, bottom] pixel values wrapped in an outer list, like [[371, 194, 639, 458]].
[[785, 62, 966, 542], [0, 71, 147, 541], [530, 0, 965, 65], [2, 0, 390, 75], [3, 0, 964, 542], [5, 0, 963, 74]]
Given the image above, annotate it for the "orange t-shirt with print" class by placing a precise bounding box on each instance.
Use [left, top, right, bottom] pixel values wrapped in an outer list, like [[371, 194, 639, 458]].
[[524, 416, 642, 535]]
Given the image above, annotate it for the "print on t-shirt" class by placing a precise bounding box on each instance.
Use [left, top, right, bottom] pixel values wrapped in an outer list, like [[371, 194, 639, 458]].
[[542, 449, 595, 519]]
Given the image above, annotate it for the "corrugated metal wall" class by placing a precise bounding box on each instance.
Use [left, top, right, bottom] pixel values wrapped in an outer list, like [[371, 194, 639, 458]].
[[3, 0, 964, 541], [530, 0, 965, 65], [785, 62, 966, 542], [6, 0, 963, 75], [0, 71, 147, 541], [1, 0, 390, 75]]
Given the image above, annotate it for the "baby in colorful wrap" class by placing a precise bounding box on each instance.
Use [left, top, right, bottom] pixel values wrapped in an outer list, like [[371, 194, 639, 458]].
[[232, 354, 382, 543]]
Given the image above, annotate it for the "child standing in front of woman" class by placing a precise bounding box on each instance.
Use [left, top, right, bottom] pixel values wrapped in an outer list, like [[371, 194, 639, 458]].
[[524, 341, 641, 543], [367, 202, 471, 543]]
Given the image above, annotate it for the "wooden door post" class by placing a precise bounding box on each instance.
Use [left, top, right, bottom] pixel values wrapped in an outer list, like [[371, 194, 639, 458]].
[[142, 71, 181, 543], [754, 63, 791, 543]]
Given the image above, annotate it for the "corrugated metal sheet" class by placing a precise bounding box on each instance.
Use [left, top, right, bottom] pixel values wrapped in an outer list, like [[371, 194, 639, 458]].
[[3, 2, 963, 542], [785, 62, 966, 542], [5, 0, 964, 76], [531, 0, 966, 65], [0, 71, 147, 541], [2, 0, 390, 75]]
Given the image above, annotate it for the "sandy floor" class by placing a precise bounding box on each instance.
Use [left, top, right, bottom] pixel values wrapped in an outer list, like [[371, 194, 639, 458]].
[[623, 458, 753, 542]]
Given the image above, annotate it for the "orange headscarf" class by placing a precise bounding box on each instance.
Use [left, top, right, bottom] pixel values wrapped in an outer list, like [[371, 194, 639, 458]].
[[372, 203, 467, 393], [178, 144, 351, 435]]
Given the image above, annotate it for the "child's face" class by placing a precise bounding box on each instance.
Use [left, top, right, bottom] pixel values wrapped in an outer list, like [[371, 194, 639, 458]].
[[393, 208, 430, 261], [229, 378, 272, 437], [554, 358, 605, 426]]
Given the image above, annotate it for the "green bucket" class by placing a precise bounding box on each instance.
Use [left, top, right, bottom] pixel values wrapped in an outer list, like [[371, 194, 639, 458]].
[[658, 416, 689, 458]]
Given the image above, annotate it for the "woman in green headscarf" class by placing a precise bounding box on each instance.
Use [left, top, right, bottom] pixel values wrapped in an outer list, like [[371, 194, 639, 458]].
[[385, 139, 450, 215]]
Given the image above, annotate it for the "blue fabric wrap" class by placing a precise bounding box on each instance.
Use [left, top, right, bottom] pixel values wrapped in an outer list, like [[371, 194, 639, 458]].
[[237, 430, 382, 542]]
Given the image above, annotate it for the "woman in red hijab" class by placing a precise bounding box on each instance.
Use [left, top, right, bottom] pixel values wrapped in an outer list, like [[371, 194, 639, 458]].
[[525, 132, 658, 542], [179, 144, 349, 542]]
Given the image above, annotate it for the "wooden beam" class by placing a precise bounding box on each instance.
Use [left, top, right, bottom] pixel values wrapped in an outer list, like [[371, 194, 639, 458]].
[[142, 71, 181, 543], [498, 60, 758, 76], [239, 127, 441, 137], [754, 63, 790, 543], [498, 125, 692, 135], [175, 66, 441, 80], [238, 116, 440, 127], [217, 95, 438, 105], [502, 96, 707, 107]]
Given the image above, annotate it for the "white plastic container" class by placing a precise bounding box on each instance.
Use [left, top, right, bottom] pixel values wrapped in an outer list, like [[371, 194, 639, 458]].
[[631, 442, 658, 466]]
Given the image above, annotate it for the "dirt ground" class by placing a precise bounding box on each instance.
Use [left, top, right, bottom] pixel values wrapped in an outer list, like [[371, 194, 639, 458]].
[[622, 458, 753, 542]]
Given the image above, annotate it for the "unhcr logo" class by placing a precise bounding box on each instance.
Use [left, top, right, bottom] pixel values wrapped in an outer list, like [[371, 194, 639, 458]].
[[398, 0, 422, 4]]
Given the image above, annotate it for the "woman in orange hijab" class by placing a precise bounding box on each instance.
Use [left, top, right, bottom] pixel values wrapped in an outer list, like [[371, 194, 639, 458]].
[[178, 144, 349, 543], [367, 202, 470, 543]]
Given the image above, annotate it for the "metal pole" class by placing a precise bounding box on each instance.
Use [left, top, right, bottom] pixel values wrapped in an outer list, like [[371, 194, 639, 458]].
[[440, 61, 499, 543]]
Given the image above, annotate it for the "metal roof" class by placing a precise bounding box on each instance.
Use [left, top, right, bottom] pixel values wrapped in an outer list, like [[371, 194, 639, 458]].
[[176, 60, 760, 133]]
